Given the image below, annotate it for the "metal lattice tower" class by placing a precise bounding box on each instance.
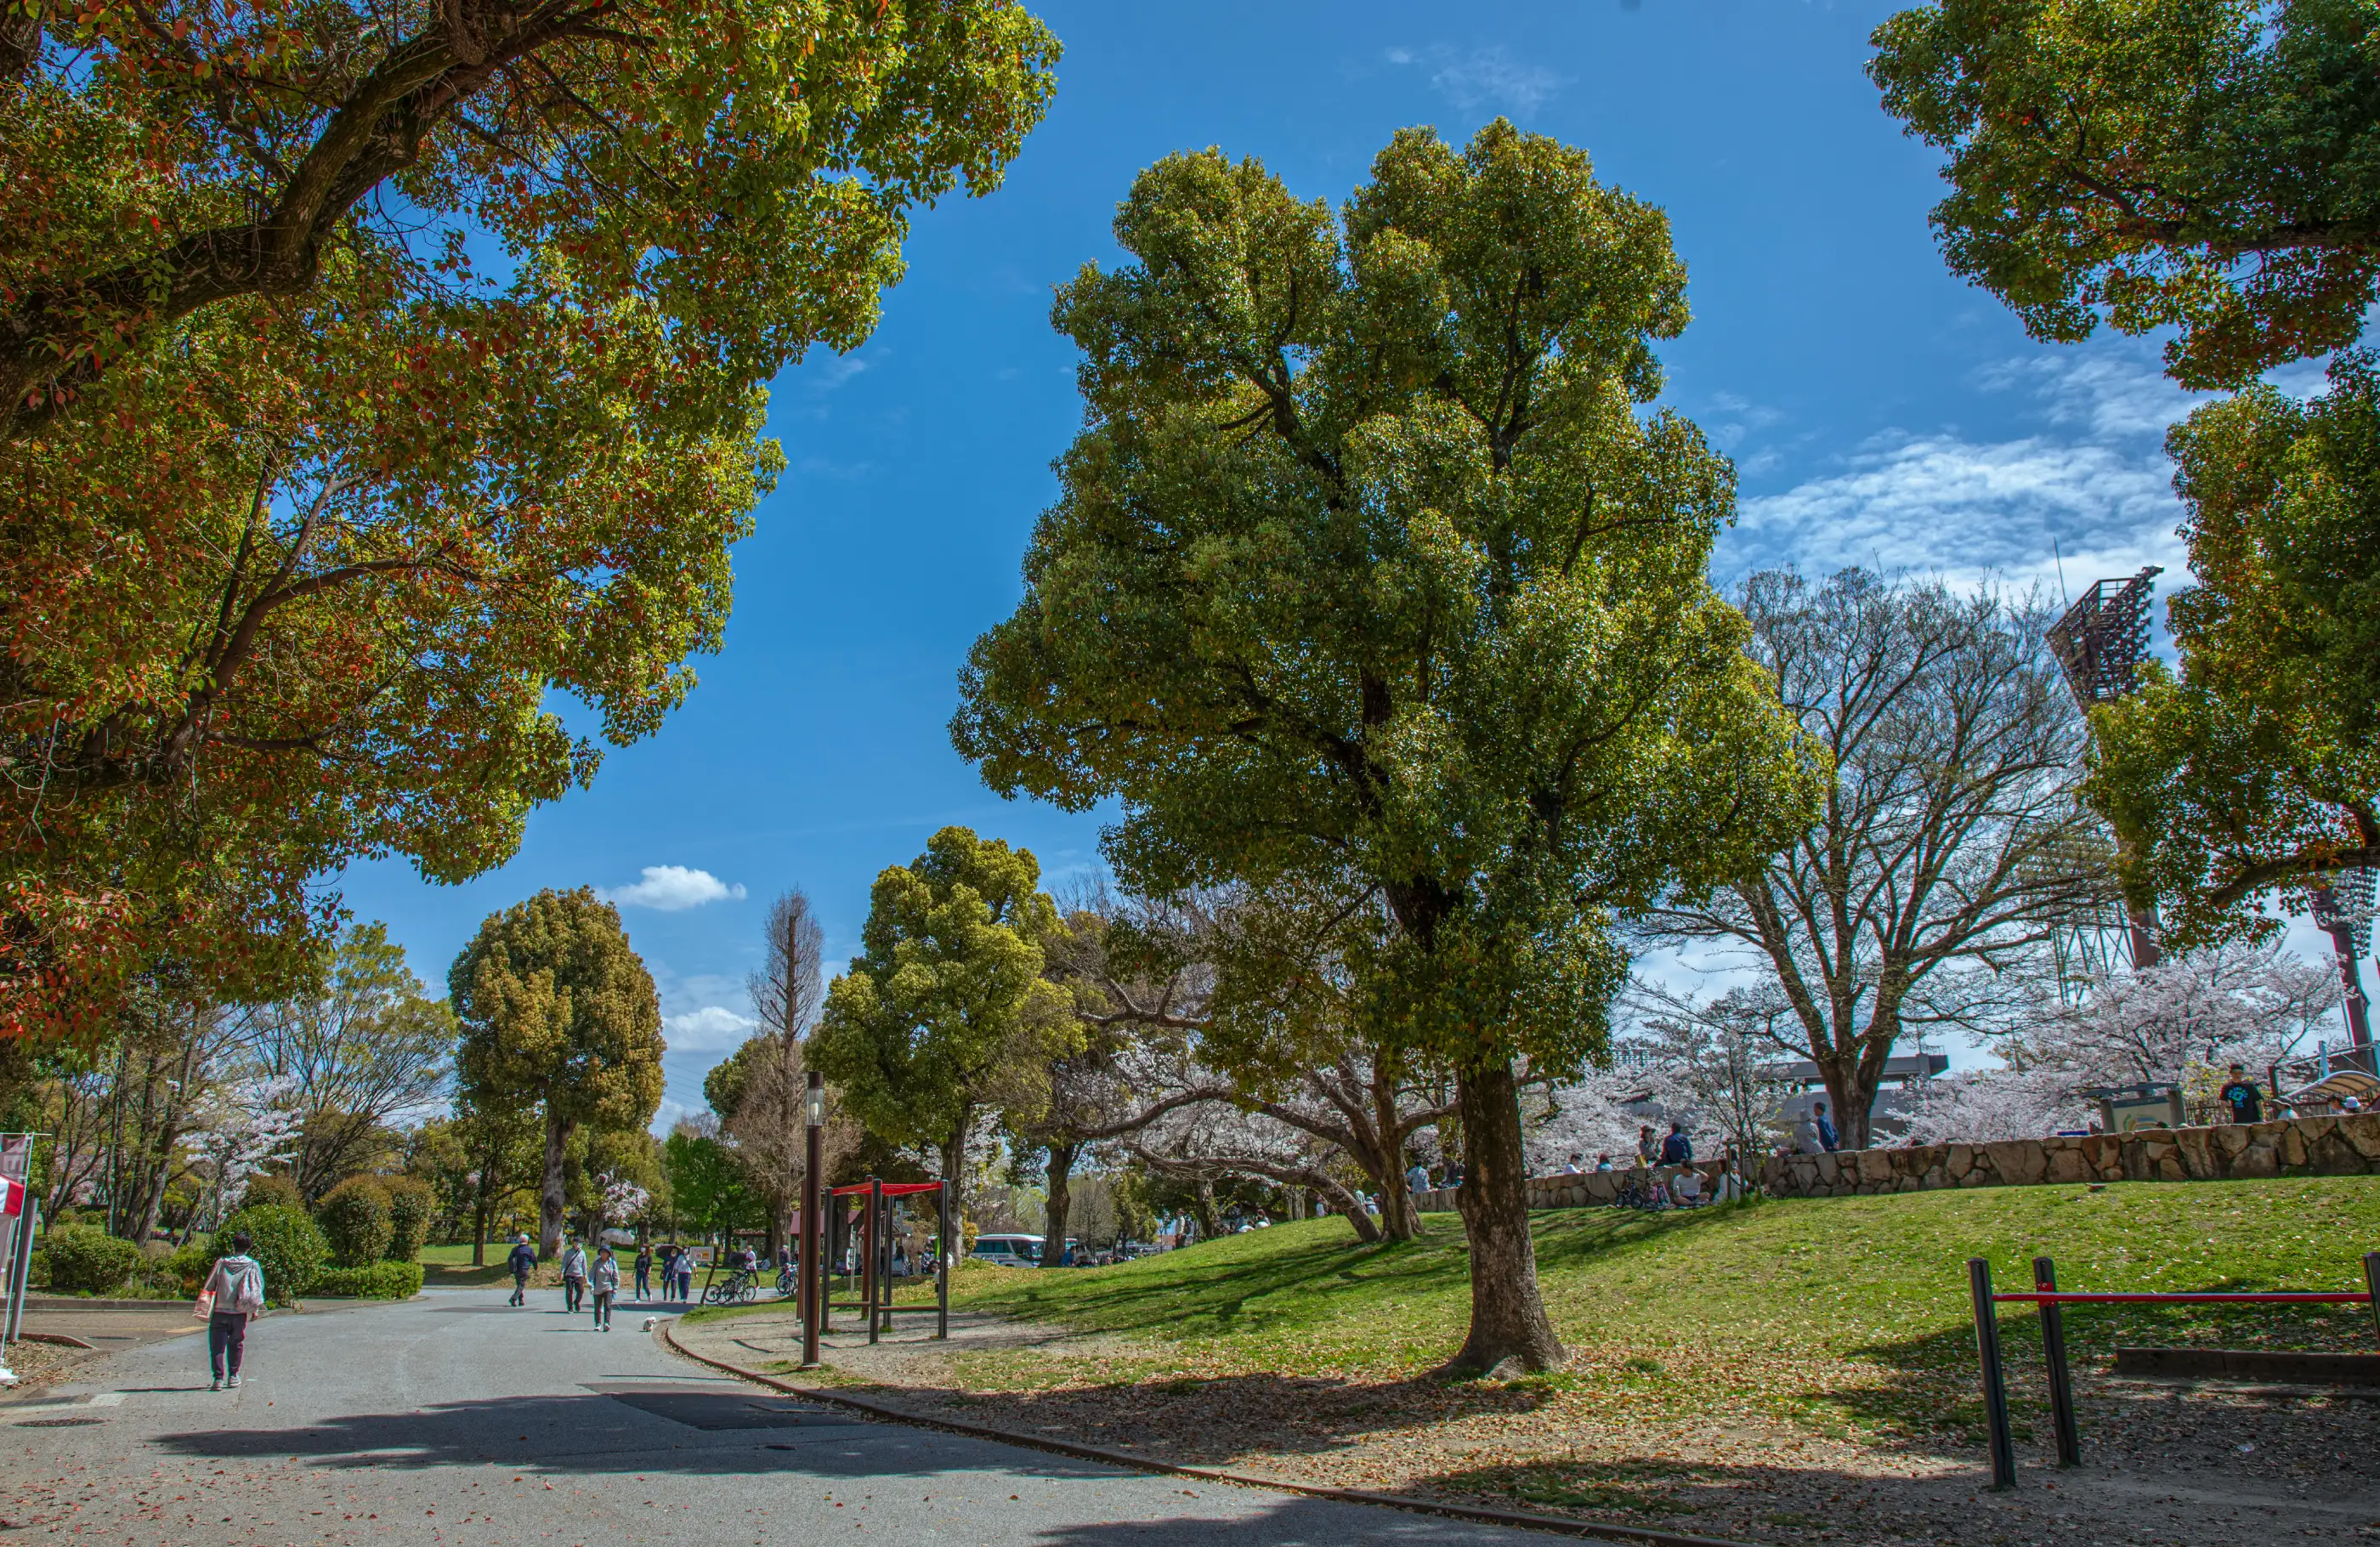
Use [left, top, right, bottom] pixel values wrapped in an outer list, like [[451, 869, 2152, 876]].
[[2314, 866, 2376, 958], [2045, 564, 2166, 973], [2048, 567, 2163, 711]]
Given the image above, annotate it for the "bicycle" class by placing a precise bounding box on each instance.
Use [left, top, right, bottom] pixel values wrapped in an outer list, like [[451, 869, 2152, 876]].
[[700, 1267, 758, 1306]]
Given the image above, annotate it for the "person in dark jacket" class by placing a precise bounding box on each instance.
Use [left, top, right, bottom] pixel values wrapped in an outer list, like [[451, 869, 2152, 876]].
[[1658, 1121, 1692, 1166], [507, 1234, 537, 1307], [1813, 1101, 1840, 1153]]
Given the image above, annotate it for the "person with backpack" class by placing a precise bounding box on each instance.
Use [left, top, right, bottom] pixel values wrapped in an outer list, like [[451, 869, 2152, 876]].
[[199, 1232, 266, 1391], [506, 1233, 537, 1307], [560, 1238, 589, 1313], [590, 1245, 619, 1331]]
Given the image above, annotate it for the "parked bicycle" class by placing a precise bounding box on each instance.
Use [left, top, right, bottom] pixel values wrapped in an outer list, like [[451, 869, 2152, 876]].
[[700, 1266, 759, 1306]]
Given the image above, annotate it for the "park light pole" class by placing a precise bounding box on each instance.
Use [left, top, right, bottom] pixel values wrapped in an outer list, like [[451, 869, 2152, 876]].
[[801, 1070, 824, 1368]]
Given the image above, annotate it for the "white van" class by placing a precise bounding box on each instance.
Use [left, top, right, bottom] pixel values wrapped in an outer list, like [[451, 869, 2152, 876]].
[[969, 1233, 1046, 1266]]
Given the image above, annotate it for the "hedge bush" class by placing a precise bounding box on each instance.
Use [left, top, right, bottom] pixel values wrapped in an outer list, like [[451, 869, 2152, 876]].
[[308, 1261, 423, 1299], [42, 1226, 141, 1295], [214, 1204, 328, 1306], [166, 1237, 216, 1297], [316, 1177, 392, 1267], [383, 1178, 432, 1263], [237, 1175, 304, 1214]]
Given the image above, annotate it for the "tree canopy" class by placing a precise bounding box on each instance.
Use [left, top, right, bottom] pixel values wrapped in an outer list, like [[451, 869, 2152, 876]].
[[0, 0, 1060, 1033], [1871, 0, 2380, 388], [952, 122, 1817, 1370], [808, 825, 1074, 1212], [2088, 355, 2380, 943], [450, 887, 664, 1254]]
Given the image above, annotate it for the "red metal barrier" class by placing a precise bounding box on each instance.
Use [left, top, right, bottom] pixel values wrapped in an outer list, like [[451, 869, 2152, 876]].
[[1967, 1250, 2380, 1491]]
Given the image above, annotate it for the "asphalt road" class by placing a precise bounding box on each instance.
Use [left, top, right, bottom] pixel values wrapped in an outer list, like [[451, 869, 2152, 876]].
[[0, 1287, 1574, 1546]]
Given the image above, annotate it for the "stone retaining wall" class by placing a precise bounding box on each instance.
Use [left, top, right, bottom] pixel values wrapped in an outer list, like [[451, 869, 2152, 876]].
[[1758, 1111, 2380, 1199], [1403, 1112, 2380, 1215], [1412, 1160, 1726, 1215]]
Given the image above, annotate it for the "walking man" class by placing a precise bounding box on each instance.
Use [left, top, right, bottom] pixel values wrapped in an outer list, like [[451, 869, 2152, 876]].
[[506, 1232, 536, 1307], [200, 1232, 266, 1391], [560, 1237, 588, 1314], [591, 1245, 619, 1331], [633, 1241, 652, 1301]]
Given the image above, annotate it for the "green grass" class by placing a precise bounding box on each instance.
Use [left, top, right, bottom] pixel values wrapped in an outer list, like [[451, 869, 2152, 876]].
[[946, 1177, 2380, 1441]]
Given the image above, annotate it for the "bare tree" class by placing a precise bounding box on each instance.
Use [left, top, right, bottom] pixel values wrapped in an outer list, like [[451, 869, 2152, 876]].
[[1645, 569, 2116, 1148], [713, 889, 828, 1255], [1624, 982, 1799, 1163], [1045, 881, 1454, 1243], [250, 923, 456, 1199]]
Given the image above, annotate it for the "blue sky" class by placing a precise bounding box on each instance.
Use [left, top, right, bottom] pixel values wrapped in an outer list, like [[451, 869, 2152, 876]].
[[341, 0, 2311, 1129]]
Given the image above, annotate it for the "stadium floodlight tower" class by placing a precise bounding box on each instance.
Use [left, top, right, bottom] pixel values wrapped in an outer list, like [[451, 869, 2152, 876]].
[[2044, 566, 2164, 972]]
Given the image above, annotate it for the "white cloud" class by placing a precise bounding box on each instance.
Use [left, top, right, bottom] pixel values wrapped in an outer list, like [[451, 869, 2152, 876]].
[[1386, 45, 1568, 115], [662, 1005, 756, 1052], [1724, 349, 2197, 595], [599, 865, 746, 912]]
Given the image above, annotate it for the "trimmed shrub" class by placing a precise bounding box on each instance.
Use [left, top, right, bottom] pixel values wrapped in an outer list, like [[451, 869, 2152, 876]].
[[382, 1178, 433, 1263], [166, 1236, 215, 1296], [215, 1204, 328, 1306], [42, 1226, 142, 1295], [237, 1175, 304, 1214], [309, 1261, 423, 1299], [316, 1177, 393, 1268]]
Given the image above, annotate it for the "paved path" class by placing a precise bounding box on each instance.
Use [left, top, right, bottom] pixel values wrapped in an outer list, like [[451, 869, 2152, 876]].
[[0, 1287, 1577, 1545]]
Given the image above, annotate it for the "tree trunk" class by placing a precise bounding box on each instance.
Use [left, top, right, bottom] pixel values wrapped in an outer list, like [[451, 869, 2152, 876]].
[[471, 1190, 490, 1266], [1190, 1178, 1221, 1241], [1042, 1142, 1079, 1267], [938, 1101, 972, 1226], [1814, 1034, 1888, 1152], [1308, 1171, 1382, 1244], [1369, 1062, 1422, 1240], [539, 1106, 572, 1258], [1448, 1058, 1566, 1374]]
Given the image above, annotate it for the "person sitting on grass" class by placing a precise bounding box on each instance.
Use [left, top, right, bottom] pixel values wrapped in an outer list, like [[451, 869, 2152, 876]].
[[1670, 1168, 1704, 1208]]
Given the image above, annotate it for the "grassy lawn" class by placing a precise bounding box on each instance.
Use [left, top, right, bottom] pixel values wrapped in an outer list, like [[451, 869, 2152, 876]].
[[946, 1177, 2380, 1442], [418, 1241, 524, 1288]]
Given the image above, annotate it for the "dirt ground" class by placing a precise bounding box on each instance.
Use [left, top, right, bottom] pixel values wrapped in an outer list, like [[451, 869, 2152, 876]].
[[671, 1308, 2380, 1547]]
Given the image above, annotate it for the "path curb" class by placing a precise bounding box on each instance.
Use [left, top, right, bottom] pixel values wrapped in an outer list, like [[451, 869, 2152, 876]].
[[659, 1318, 1765, 1547]]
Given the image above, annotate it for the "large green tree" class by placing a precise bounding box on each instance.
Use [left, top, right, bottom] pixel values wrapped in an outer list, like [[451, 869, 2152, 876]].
[[952, 123, 1817, 1372], [0, 0, 1058, 1034], [450, 887, 664, 1255], [1870, 0, 2380, 946], [808, 826, 1074, 1217], [2088, 355, 2380, 943], [1870, 0, 2380, 389]]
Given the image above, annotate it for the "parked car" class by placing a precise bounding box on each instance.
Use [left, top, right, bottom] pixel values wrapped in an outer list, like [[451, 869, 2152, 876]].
[[968, 1233, 1046, 1266]]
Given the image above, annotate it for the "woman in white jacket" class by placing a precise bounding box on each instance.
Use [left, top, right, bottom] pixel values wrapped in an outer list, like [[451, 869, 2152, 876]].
[[199, 1232, 266, 1391]]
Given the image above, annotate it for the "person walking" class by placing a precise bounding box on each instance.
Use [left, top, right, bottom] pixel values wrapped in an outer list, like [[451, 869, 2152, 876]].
[[673, 1247, 694, 1301], [506, 1232, 536, 1307], [633, 1243, 652, 1301], [1812, 1101, 1840, 1153], [200, 1232, 267, 1391], [560, 1238, 588, 1314], [590, 1245, 619, 1331]]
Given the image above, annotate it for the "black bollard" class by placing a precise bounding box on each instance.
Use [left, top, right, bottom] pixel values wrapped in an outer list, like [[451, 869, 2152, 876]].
[[2034, 1256, 2081, 1468], [1969, 1257, 2016, 1490]]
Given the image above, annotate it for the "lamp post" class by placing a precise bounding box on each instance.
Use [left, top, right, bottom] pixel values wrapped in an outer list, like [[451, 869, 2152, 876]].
[[801, 1070, 824, 1368]]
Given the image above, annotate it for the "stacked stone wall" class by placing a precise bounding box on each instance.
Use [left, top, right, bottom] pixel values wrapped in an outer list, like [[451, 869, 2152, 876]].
[[1403, 1113, 2380, 1214], [1758, 1111, 2380, 1198]]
